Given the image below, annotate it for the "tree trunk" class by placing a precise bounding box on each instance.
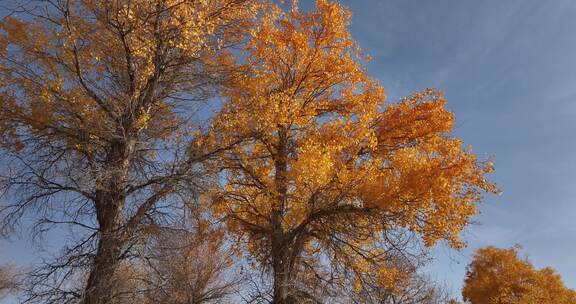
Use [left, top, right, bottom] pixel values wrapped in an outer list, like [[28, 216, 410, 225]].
[[272, 254, 295, 304], [271, 129, 297, 304], [81, 195, 125, 304], [82, 138, 134, 304], [82, 228, 124, 304], [271, 232, 311, 304]]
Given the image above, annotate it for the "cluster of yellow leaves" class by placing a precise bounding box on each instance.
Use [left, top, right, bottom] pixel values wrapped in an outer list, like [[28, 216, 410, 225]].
[[363, 89, 499, 249], [462, 246, 576, 304], [209, 0, 498, 292], [0, 0, 260, 155], [212, 0, 380, 227], [81, 0, 258, 83]]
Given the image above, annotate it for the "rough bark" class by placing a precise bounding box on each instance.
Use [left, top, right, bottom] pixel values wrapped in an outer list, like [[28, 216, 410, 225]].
[[271, 235, 293, 304], [82, 138, 134, 304]]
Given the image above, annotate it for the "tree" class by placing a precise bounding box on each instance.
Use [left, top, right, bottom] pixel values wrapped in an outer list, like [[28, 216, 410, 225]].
[[208, 1, 498, 303], [0, 264, 20, 300], [0, 1, 259, 303], [139, 211, 241, 304], [98, 208, 240, 304], [462, 246, 576, 304], [348, 268, 454, 304]]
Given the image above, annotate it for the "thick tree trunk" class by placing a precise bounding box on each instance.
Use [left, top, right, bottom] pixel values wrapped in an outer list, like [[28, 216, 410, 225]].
[[271, 128, 299, 304], [82, 229, 124, 304], [81, 198, 125, 303], [272, 254, 295, 304], [82, 188, 126, 304], [271, 233, 311, 304], [82, 138, 134, 304]]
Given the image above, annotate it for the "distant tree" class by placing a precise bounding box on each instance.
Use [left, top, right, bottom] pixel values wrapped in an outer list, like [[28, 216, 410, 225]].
[[462, 246, 576, 304], [0, 264, 19, 299], [0, 1, 260, 303], [139, 213, 241, 304], [208, 1, 498, 303], [349, 272, 453, 304], [341, 256, 455, 304], [102, 210, 240, 304]]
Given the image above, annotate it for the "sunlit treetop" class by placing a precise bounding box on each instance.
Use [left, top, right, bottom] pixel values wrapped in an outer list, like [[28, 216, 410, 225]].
[[0, 0, 261, 155], [208, 0, 499, 296], [463, 246, 576, 304]]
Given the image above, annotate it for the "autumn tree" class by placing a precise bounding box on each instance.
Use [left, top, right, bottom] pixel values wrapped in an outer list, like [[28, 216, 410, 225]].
[[138, 211, 241, 304], [348, 263, 454, 304], [94, 207, 240, 304], [462, 246, 576, 304], [208, 1, 498, 303], [0, 1, 260, 303]]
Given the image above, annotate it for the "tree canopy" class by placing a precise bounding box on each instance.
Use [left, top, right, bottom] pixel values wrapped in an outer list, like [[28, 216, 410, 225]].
[[208, 1, 498, 302], [0, 0, 260, 303], [463, 246, 576, 304]]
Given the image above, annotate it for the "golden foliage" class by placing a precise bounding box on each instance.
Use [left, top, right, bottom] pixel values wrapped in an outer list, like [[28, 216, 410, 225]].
[[208, 0, 498, 297], [0, 1, 261, 302], [0, 0, 260, 154], [462, 246, 576, 304], [0, 0, 504, 302]]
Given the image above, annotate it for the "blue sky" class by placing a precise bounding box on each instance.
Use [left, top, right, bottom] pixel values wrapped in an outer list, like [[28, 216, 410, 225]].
[[321, 0, 576, 297], [2, 0, 576, 301]]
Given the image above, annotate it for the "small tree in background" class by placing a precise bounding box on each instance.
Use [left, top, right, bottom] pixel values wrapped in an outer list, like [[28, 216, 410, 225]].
[[139, 212, 241, 304], [0, 263, 20, 300], [463, 246, 576, 304], [347, 261, 454, 304]]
